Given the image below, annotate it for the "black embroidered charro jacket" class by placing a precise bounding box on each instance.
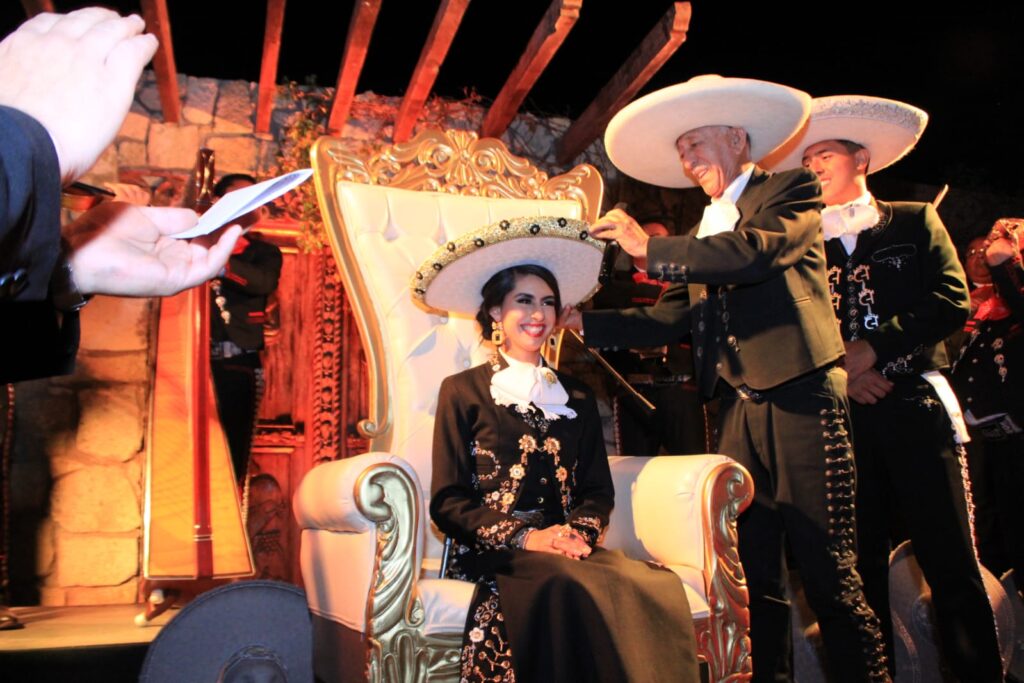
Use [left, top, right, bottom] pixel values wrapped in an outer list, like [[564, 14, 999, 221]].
[[824, 201, 969, 377], [430, 358, 613, 566], [583, 167, 844, 397]]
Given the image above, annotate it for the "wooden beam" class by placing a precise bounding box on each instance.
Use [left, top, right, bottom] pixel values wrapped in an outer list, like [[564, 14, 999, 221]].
[[392, 0, 472, 143], [481, 0, 581, 139], [256, 0, 287, 134], [19, 0, 54, 16], [328, 0, 383, 134], [140, 0, 181, 124], [557, 1, 690, 164]]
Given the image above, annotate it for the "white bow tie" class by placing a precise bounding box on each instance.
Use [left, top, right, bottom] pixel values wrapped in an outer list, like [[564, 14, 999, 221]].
[[490, 361, 576, 420], [696, 200, 741, 239], [821, 202, 880, 241]]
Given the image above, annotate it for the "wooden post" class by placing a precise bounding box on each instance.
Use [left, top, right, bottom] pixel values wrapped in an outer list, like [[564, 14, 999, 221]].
[[256, 0, 288, 134], [481, 0, 581, 139], [557, 2, 690, 164], [140, 0, 182, 124], [328, 0, 384, 134]]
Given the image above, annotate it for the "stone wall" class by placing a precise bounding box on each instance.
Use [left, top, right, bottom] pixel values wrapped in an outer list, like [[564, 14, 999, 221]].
[[9, 72, 611, 606]]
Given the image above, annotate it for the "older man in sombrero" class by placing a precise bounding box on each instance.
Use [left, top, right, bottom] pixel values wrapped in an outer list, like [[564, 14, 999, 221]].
[[565, 76, 890, 682]]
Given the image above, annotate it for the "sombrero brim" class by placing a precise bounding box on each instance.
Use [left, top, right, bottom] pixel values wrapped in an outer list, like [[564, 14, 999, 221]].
[[762, 95, 928, 174], [411, 216, 605, 315], [604, 75, 811, 188]]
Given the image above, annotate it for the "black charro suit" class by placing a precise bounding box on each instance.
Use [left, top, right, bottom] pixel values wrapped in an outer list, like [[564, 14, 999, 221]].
[[209, 236, 282, 481], [583, 167, 889, 683], [824, 200, 1001, 682]]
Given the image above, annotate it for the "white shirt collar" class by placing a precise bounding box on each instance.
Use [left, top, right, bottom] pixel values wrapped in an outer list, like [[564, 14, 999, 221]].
[[715, 165, 755, 206]]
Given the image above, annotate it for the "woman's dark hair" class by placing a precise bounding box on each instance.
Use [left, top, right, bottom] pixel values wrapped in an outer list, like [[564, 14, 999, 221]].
[[475, 264, 561, 339]]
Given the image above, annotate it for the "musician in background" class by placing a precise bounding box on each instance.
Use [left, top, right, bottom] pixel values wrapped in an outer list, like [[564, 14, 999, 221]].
[[209, 175, 283, 484], [952, 220, 1024, 598], [589, 217, 705, 454]]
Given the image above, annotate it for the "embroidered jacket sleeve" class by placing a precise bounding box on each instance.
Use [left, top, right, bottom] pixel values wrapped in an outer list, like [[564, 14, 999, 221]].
[[222, 241, 283, 295], [645, 167, 823, 286], [566, 388, 614, 546], [582, 282, 691, 349], [863, 204, 970, 366], [989, 258, 1024, 320], [430, 375, 527, 550]]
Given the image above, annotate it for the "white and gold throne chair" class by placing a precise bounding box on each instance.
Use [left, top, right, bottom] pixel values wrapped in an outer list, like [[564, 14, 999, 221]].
[[294, 129, 754, 682]]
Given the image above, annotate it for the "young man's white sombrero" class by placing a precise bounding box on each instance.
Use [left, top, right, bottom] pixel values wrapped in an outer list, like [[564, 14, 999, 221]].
[[604, 75, 812, 189], [763, 95, 928, 173], [411, 216, 605, 315]]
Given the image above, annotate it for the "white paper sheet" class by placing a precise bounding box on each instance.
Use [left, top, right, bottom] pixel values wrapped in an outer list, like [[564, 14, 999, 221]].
[[170, 169, 314, 239]]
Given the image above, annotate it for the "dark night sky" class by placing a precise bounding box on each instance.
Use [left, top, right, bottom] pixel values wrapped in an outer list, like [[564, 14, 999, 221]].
[[2, 1, 1022, 198]]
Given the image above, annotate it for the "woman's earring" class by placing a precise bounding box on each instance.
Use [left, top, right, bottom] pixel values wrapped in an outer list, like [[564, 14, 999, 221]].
[[490, 321, 505, 347]]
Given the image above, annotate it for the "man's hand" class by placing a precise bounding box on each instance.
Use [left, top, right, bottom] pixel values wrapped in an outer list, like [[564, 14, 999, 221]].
[[985, 231, 1021, 266], [63, 202, 242, 297], [558, 305, 582, 332], [524, 524, 591, 560], [847, 368, 894, 405], [843, 339, 878, 380], [0, 9, 158, 184], [590, 208, 650, 259]]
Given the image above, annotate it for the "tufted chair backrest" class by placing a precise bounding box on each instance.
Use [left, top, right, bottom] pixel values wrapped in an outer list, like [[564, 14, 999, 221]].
[[312, 130, 603, 560]]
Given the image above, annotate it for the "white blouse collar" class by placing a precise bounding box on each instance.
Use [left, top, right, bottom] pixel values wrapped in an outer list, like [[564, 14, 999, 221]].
[[490, 350, 577, 421]]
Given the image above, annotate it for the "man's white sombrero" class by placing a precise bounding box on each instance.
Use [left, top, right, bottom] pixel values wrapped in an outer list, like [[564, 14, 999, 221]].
[[604, 75, 812, 188], [763, 95, 928, 173], [411, 216, 605, 315]]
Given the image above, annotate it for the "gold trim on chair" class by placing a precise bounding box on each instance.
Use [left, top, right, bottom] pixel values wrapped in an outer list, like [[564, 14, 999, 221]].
[[696, 460, 754, 682], [312, 128, 604, 452], [355, 463, 461, 681]]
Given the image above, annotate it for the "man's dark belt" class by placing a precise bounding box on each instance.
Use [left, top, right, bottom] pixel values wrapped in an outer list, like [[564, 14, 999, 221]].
[[718, 362, 840, 402]]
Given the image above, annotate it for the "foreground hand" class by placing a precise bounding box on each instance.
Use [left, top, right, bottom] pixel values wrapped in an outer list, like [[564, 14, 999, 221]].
[[0, 9, 158, 184], [590, 209, 649, 259], [847, 369, 894, 405], [843, 339, 878, 380], [524, 524, 591, 560], [63, 202, 242, 297]]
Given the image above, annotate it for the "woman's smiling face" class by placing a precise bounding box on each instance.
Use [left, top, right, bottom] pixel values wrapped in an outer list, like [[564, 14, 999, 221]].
[[490, 273, 557, 363]]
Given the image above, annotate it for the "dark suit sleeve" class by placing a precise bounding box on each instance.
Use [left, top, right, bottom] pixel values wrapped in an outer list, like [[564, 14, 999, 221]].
[[0, 105, 62, 301], [567, 388, 614, 546], [646, 168, 823, 286], [581, 283, 691, 348], [429, 375, 526, 549], [222, 242, 283, 295], [864, 204, 970, 365]]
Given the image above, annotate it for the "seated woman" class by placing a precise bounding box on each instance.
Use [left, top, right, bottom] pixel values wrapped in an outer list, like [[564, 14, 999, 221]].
[[412, 216, 699, 683]]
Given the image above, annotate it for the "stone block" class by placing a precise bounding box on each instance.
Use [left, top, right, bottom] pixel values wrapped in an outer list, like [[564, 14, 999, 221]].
[[215, 80, 255, 134], [75, 387, 145, 462], [52, 466, 141, 532], [118, 140, 147, 168], [79, 296, 152, 353], [40, 586, 67, 606], [183, 76, 218, 125], [82, 144, 120, 181], [76, 350, 150, 384], [54, 532, 138, 587], [148, 122, 201, 170], [118, 111, 150, 141], [37, 518, 56, 578], [205, 136, 258, 174], [138, 83, 163, 113], [65, 580, 139, 606]]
